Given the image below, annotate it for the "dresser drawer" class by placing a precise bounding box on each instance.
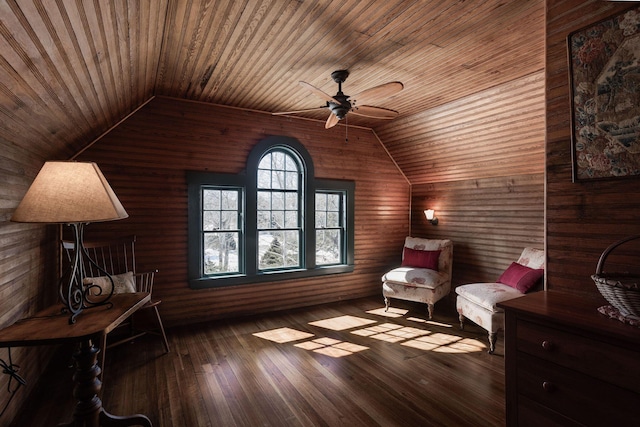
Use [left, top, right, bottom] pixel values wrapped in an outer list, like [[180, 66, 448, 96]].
[[516, 319, 640, 393], [516, 352, 639, 426], [516, 395, 582, 427]]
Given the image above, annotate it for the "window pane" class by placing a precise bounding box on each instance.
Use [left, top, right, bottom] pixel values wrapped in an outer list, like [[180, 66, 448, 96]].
[[259, 232, 284, 269], [257, 191, 270, 210], [203, 211, 220, 231], [285, 155, 297, 171], [221, 210, 237, 229], [272, 151, 285, 169], [272, 210, 284, 228], [285, 210, 298, 228], [315, 211, 326, 228], [285, 171, 298, 190], [316, 230, 341, 265], [326, 212, 340, 228], [203, 189, 220, 210], [283, 230, 300, 267], [257, 170, 271, 189], [272, 192, 284, 209], [258, 153, 271, 170], [204, 232, 239, 274], [258, 232, 300, 269], [315, 190, 345, 266], [221, 190, 238, 209], [258, 210, 270, 228], [286, 193, 298, 210], [327, 194, 340, 210], [271, 171, 285, 189]]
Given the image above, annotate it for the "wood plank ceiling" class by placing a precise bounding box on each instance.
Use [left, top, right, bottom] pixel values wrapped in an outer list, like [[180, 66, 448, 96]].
[[0, 0, 544, 173]]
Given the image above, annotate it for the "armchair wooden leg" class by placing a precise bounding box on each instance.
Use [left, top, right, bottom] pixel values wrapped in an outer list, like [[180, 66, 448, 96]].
[[427, 303, 434, 320], [458, 313, 465, 330], [384, 296, 390, 312]]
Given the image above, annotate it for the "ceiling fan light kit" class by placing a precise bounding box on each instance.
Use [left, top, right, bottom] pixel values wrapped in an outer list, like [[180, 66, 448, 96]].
[[273, 70, 404, 129]]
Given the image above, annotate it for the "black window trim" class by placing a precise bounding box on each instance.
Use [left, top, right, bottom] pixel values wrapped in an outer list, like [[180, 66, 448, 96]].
[[188, 136, 354, 289]]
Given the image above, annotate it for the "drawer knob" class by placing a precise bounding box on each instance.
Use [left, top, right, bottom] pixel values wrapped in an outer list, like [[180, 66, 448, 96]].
[[541, 340, 554, 351], [542, 381, 556, 393]]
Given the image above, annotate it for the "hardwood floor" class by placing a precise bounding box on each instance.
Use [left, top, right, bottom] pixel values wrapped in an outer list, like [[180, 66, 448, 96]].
[[9, 296, 505, 426]]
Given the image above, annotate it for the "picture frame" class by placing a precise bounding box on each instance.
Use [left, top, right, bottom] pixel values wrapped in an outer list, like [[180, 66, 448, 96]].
[[568, 6, 640, 181]]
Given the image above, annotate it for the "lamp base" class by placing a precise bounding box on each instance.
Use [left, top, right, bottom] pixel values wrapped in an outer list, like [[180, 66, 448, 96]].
[[60, 223, 114, 324]]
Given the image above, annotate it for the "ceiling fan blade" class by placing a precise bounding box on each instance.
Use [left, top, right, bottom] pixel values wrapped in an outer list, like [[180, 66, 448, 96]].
[[325, 113, 340, 129], [350, 82, 404, 105], [272, 106, 328, 116], [351, 105, 399, 119], [299, 81, 340, 104]]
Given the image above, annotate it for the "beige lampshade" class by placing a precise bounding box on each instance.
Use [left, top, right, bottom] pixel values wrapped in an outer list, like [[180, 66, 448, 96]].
[[11, 161, 128, 223]]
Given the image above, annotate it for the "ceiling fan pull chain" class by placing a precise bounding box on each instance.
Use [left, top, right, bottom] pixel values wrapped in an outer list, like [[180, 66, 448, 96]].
[[345, 115, 348, 143]]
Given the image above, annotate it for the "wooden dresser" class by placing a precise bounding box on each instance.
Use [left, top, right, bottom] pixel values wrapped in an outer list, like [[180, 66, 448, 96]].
[[499, 291, 640, 426]]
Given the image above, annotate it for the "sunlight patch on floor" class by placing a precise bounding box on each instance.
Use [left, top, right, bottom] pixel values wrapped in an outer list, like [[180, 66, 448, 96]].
[[407, 317, 453, 328], [437, 338, 487, 353], [252, 308, 485, 356], [366, 307, 408, 318], [252, 327, 314, 343], [294, 337, 368, 357], [402, 333, 486, 353], [309, 315, 377, 331], [352, 323, 429, 343]]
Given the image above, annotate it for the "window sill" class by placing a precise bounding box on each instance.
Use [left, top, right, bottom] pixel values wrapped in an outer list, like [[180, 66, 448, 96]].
[[189, 264, 355, 289]]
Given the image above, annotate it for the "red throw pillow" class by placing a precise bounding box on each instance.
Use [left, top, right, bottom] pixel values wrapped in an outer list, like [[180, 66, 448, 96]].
[[498, 262, 544, 293], [402, 247, 440, 271]]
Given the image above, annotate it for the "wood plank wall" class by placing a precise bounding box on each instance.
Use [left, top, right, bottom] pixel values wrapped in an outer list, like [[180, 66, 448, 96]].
[[0, 135, 63, 425], [377, 72, 546, 292], [75, 96, 410, 327], [376, 72, 546, 184], [0, 2, 165, 415], [546, 0, 640, 298], [411, 174, 545, 289]]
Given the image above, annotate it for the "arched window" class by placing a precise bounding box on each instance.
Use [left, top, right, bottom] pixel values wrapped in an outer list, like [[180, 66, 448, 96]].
[[187, 136, 354, 288], [257, 148, 303, 270]]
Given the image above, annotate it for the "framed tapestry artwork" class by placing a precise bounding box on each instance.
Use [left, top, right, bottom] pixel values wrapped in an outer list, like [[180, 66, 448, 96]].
[[568, 6, 640, 181]]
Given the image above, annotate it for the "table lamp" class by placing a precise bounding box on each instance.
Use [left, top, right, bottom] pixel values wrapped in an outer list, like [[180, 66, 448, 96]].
[[11, 161, 128, 324]]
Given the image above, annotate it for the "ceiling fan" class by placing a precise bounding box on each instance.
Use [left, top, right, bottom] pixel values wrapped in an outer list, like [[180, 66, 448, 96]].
[[273, 70, 404, 129]]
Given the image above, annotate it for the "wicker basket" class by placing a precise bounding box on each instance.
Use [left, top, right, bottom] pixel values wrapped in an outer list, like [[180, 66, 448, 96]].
[[592, 235, 640, 318]]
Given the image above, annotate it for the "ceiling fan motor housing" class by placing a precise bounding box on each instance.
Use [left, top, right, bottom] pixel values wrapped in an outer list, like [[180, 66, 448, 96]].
[[329, 94, 351, 119], [329, 70, 352, 119]]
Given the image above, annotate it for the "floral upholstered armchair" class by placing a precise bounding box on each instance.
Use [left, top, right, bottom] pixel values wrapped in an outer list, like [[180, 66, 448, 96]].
[[382, 237, 453, 319], [455, 247, 545, 354]]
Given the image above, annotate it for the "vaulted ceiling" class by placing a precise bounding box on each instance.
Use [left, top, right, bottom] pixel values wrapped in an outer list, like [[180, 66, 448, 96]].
[[0, 0, 544, 167]]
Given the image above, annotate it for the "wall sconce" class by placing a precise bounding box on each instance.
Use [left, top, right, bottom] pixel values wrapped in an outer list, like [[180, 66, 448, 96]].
[[424, 209, 438, 225], [11, 161, 128, 324]]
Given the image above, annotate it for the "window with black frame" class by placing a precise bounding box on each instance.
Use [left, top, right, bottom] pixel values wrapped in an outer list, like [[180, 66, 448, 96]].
[[257, 149, 302, 271], [187, 136, 354, 288]]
